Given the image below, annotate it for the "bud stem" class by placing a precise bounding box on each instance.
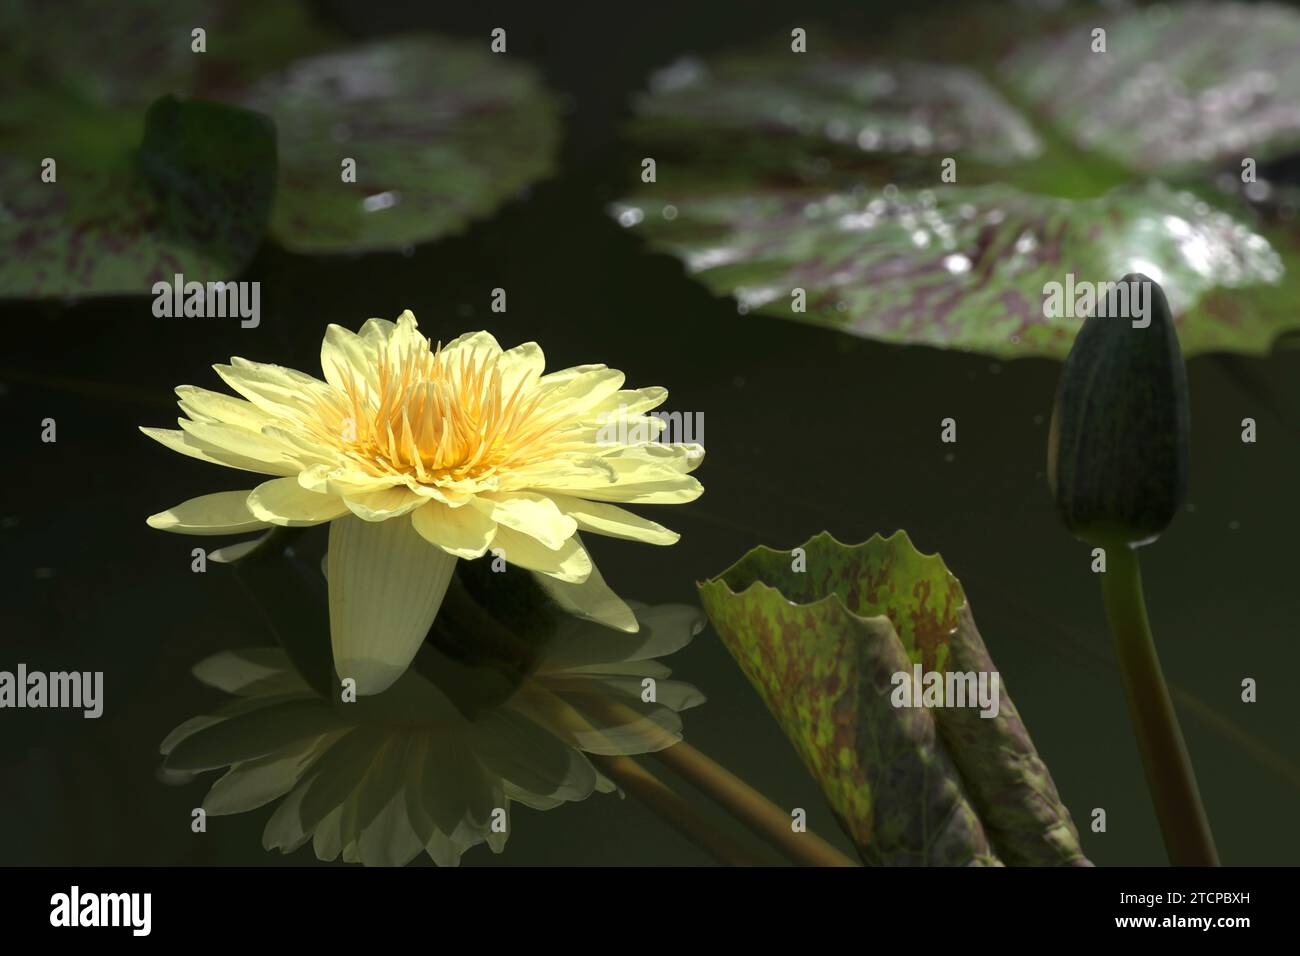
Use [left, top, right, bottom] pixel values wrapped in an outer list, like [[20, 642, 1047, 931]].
[[1099, 543, 1218, 866]]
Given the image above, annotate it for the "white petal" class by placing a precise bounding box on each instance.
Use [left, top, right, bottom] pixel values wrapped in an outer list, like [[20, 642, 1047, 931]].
[[497, 341, 546, 393], [410, 499, 497, 558], [140, 426, 297, 477], [529, 552, 638, 632], [147, 490, 267, 535], [491, 526, 592, 583], [535, 366, 625, 410], [214, 358, 336, 419], [389, 310, 428, 353], [342, 486, 427, 521], [441, 330, 502, 366], [320, 323, 380, 395], [588, 386, 669, 417], [208, 532, 273, 563], [178, 419, 306, 472], [328, 514, 458, 695], [471, 492, 577, 550], [546, 494, 679, 545], [298, 463, 406, 496], [175, 385, 277, 430], [247, 477, 349, 526]]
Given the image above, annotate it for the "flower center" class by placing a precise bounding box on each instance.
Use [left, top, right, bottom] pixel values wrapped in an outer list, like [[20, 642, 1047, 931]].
[[310, 341, 566, 485]]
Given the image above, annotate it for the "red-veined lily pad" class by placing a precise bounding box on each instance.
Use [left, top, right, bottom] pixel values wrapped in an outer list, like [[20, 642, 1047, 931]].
[[631, 53, 1042, 173], [0, 96, 275, 298], [0, 0, 321, 298], [0, 2, 559, 296], [697, 531, 1089, 866], [239, 36, 560, 254], [617, 2, 1300, 358], [1001, 2, 1300, 176], [614, 180, 1285, 358]]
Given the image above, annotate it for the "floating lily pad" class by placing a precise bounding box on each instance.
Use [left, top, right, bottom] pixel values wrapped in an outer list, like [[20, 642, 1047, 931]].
[[0, 0, 318, 298], [1002, 2, 1300, 175], [0, 0, 331, 122], [0, 2, 196, 124], [618, 2, 1300, 357], [616, 180, 1284, 358], [238, 36, 560, 254], [139, 95, 276, 275], [0, 94, 275, 298], [0, 3, 559, 296], [630, 53, 1041, 184], [698, 531, 1088, 866]]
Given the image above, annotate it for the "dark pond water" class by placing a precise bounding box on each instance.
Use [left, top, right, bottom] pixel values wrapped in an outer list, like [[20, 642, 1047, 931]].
[[2, 0, 1297, 866]]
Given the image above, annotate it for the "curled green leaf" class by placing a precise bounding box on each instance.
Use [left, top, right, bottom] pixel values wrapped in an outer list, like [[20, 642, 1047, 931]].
[[698, 531, 1089, 866]]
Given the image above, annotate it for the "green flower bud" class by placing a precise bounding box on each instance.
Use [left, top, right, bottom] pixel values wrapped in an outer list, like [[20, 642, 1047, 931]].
[[1047, 273, 1190, 547]]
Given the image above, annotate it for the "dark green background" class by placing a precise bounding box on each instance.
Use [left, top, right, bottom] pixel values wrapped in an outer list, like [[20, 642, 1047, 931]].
[[1, 0, 1297, 866]]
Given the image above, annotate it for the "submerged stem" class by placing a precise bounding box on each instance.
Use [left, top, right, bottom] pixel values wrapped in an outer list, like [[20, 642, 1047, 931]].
[[587, 754, 763, 866], [1099, 543, 1218, 866], [529, 684, 854, 865], [587, 697, 857, 866], [651, 740, 858, 867]]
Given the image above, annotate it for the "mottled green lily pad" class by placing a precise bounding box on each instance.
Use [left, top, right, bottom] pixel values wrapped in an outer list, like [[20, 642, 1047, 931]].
[[1002, 2, 1300, 175], [698, 531, 1088, 866], [0, 0, 330, 122], [0, 94, 275, 298], [0, 3, 559, 295], [618, 2, 1300, 357], [631, 53, 1041, 179], [0, 0, 319, 297], [239, 35, 560, 254], [616, 181, 1284, 358], [139, 95, 276, 275]]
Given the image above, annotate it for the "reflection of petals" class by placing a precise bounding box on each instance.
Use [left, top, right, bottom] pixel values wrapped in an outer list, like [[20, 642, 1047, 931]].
[[192, 648, 311, 697], [204, 736, 333, 816], [160, 601, 706, 866], [537, 600, 705, 670], [468, 710, 597, 801], [528, 546, 638, 633], [165, 698, 348, 772], [514, 682, 688, 757]]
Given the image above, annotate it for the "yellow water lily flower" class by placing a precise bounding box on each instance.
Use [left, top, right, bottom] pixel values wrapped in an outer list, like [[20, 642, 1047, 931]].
[[160, 601, 707, 866], [142, 312, 704, 694]]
